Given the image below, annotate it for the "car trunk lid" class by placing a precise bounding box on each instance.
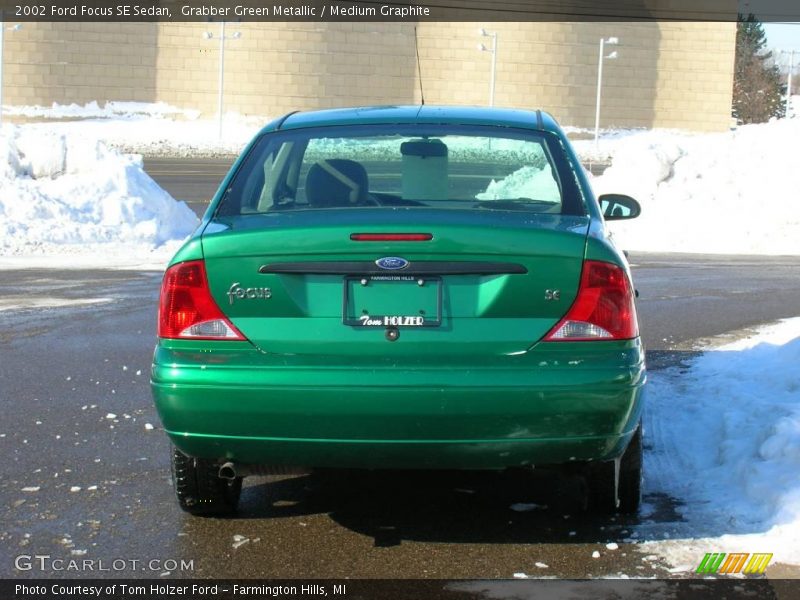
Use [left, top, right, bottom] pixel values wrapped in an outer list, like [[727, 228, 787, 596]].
[[201, 209, 589, 357]]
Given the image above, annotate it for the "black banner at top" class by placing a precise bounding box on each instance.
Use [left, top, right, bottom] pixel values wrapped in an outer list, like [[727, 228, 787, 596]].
[[1, 0, 800, 22]]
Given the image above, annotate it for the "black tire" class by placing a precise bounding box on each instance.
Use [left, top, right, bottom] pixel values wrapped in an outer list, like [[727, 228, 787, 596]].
[[588, 423, 642, 514], [617, 424, 643, 514], [171, 446, 242, 516], [587, 458, 617, 513]]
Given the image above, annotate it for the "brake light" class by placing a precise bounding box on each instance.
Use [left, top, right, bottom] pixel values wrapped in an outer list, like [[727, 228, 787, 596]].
[[544, 260, 638, 341], [350, 233, 433, 241], [158, 260, 245, 340]]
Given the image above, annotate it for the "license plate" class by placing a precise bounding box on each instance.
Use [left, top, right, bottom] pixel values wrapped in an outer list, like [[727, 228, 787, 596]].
[[343, 275, 442, 327]]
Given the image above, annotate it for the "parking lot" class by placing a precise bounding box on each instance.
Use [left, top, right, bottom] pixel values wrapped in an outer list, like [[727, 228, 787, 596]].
[[3, 236, 800, 578]]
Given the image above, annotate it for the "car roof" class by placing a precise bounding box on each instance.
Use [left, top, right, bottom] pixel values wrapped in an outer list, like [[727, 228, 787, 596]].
[[262, 105, 562, 135]]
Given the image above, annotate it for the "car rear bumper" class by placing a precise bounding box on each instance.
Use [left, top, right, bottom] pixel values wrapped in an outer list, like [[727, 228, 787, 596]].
[[151, 339, 646, 470]]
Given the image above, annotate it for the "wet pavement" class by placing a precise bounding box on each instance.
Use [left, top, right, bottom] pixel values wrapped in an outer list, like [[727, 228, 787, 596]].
[[2, 256, 800, 579]]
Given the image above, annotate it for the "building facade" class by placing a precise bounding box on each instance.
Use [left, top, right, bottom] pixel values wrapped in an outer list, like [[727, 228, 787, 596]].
[[2, 21, 736, 131]]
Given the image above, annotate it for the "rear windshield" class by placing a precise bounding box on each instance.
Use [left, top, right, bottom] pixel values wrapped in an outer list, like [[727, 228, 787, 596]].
[[216, 124, 585, 217]]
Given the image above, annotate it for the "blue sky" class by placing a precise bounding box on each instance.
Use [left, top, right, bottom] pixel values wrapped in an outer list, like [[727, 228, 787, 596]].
[[763, 23, 800, 53]]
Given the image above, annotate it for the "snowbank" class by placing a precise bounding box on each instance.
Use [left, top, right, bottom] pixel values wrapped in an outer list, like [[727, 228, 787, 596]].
[[476, 165, 561, 203], [4, 100, 201, 121], [591, 119, 800, 255], [6, 102, 266, 157], [0, 126, 198, 264], [477, 118, 798, 254], [643, 317, 800, 567], [4, 101, 800, 259]]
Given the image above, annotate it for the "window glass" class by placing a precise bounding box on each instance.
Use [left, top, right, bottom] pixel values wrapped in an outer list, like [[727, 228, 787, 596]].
[[216, 125, 583, 217]]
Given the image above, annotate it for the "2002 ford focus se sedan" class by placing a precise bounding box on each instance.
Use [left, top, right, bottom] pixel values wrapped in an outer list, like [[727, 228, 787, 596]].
[[151, 105, 646, 517]]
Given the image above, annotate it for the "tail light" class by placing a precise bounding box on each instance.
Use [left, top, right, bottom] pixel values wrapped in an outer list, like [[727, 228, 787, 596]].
[[544, 260, 638, 341], [158, 260, 245, 340]]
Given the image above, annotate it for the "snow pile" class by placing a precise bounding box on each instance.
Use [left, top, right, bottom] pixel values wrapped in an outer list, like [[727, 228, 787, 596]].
[[10, 104, 267, 157], [478, 119, 798, 254], [593, 118, 800, 255], [476, 165, 561, 203], [644, 318, 800, 566], [2, 100, 798, 259], [0, 127, 198, 259], [569, 128, 650, 163], [4, 101, 200, 121]]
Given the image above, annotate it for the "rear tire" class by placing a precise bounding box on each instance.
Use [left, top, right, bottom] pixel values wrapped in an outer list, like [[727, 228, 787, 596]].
[[588, 423, 642, 514], [171, 446, 242, 516], [617, 424, 643, 514]]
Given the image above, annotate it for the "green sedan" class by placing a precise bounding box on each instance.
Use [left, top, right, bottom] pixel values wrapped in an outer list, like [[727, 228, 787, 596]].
[[151, 106, 645, 516]]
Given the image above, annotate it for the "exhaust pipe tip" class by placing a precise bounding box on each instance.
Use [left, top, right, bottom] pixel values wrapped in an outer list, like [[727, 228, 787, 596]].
[[218, 462, 238, 480], [217, 462, 310, 479]]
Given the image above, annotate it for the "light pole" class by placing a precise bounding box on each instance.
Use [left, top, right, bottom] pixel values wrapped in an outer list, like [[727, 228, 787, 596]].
[[780, 49, 795, 117], [203, 22, 241, 139], [0, 18, 22, 129], [594, 37, 619, 149], [478, 28, 498, 107]]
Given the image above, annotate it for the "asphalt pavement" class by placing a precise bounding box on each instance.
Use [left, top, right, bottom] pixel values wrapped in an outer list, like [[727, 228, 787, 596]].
[[143, 157, 234, 218], [3, 258, 800, 579], [2, 158, 800, 581]]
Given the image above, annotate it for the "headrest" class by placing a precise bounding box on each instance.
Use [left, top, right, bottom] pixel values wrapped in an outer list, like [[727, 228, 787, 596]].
[[305, 159, 369, 207]]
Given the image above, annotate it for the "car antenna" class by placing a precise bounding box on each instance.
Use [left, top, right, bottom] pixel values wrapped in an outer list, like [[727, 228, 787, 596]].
[[415, 26, 425, 105]]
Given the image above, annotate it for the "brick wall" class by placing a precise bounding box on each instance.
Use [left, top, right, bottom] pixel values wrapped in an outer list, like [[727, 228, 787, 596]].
[[415, 22, 735, 131], [1, 21, 735, 132], [2, 23, 158, 106], [153, 22, 417, 115]]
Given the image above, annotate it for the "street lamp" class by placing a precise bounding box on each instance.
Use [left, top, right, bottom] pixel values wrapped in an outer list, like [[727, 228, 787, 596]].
[[779, 50, 795, 117], [594, 37, 619, 149], [0, 20, 22, 129], [477, 28, 498, 107], [203, 22, 241, 139]]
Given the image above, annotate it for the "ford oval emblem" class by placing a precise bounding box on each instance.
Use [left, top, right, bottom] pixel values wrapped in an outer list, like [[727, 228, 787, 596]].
[[375, 257, 409, 270]]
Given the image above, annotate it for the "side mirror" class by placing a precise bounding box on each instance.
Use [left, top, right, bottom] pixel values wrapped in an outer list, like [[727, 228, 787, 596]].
[[599, 194, 641, 221]]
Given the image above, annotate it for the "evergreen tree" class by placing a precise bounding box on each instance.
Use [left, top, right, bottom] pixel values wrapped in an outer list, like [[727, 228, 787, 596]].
[[733, 14, 786, 123]]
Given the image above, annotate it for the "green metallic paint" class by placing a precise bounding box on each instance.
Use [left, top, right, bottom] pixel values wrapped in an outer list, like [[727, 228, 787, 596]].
[[152, 105, 646, 472], [162, 436, 634, 471], [167, 237, 204, 265], [272, 105, 563, 134], [152, 339, 644, 469], [201, 211, 590, 356]]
